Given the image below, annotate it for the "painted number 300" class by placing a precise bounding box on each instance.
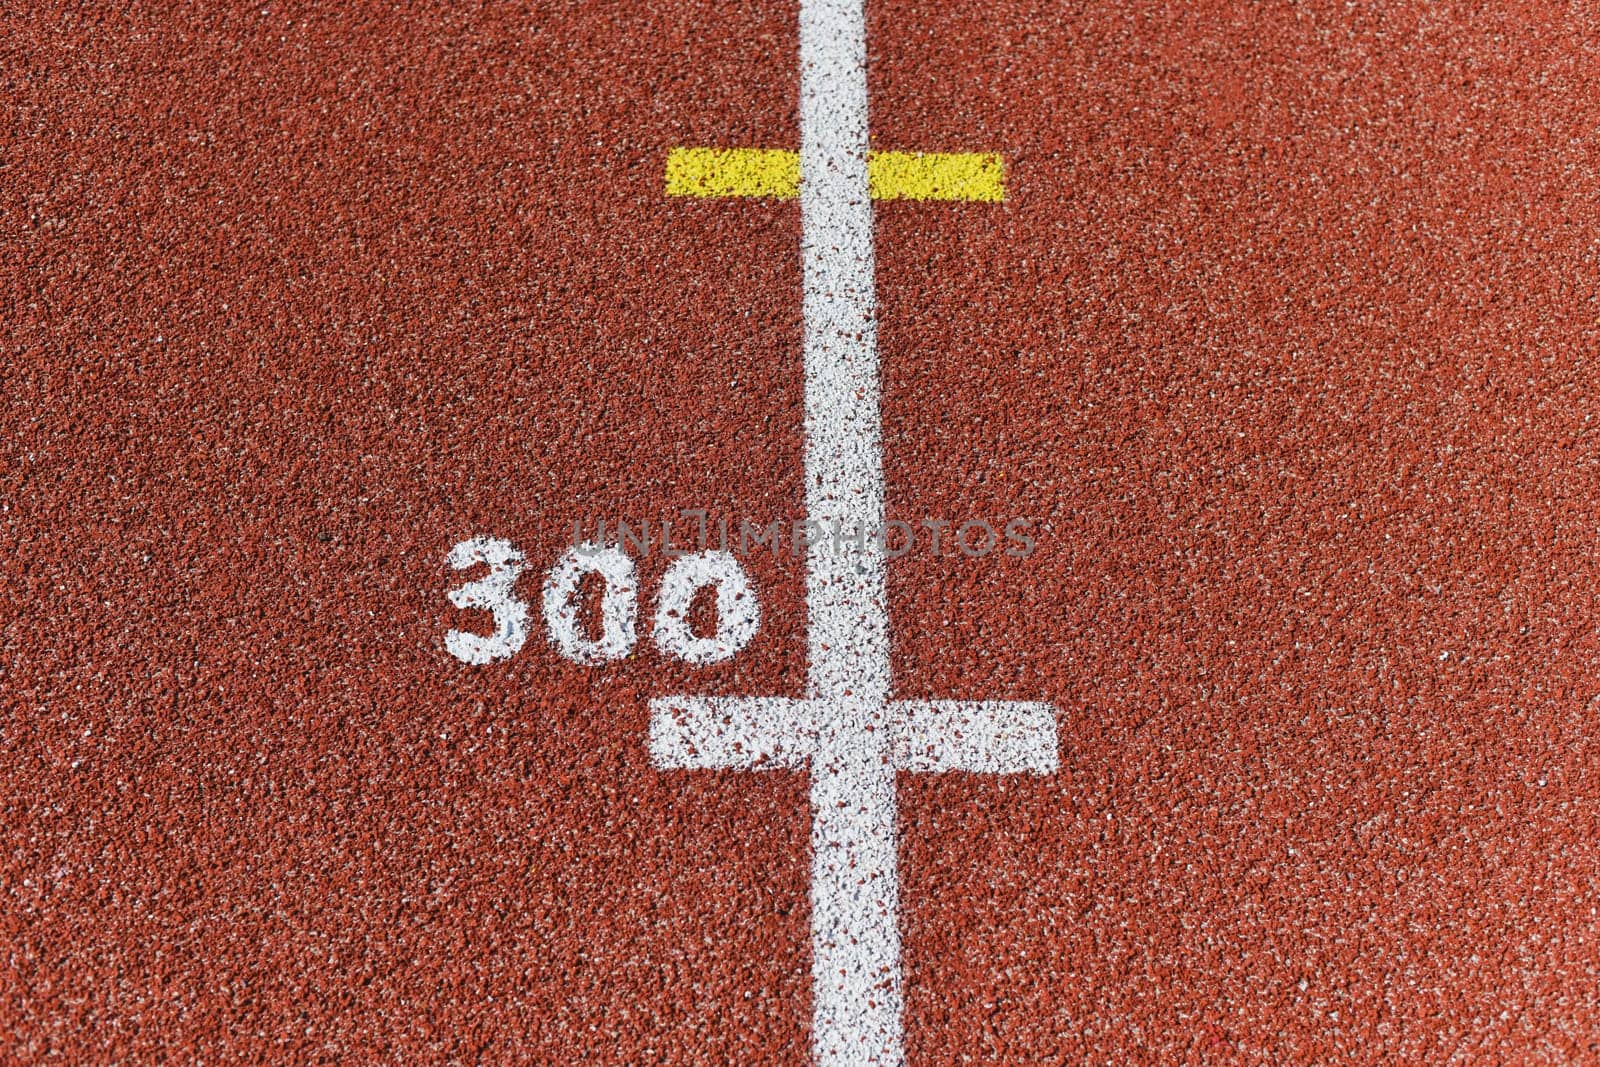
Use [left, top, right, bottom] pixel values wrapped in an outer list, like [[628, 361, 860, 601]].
[[442, 536, 760, 667]]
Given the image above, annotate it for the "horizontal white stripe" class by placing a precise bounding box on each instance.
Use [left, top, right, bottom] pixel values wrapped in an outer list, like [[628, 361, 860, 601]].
[[650, 697, 1057, 775], [893, 701, 1059, 774], [649, 696, 815, 769]]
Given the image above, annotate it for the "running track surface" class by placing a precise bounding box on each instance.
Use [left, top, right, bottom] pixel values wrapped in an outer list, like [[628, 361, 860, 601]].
[[6, 2, 1600, 1063]]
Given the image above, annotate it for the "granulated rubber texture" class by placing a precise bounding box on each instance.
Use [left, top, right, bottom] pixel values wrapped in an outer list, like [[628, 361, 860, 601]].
[[4, 2, 1599, 1063]]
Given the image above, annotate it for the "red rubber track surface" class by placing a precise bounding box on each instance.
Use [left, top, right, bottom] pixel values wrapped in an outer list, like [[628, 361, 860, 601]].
[[4, 2, 1599, 1063]]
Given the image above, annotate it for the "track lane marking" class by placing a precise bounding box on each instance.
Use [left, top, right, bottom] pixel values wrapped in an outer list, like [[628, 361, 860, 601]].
[[867, 151, 1004, 201], [666, 147, 801, 198], [653, 1, 1050, 1062], [665, 147, 1006, 201]]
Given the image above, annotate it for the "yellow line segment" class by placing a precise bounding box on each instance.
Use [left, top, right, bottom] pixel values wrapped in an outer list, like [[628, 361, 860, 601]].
[[665, 148, 1005, 202], [666, 147, 800, 198], [868, 151, 1005, 202]]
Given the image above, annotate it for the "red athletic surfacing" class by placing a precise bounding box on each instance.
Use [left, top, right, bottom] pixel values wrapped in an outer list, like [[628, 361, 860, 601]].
[[4, 1, 1598, 1063]]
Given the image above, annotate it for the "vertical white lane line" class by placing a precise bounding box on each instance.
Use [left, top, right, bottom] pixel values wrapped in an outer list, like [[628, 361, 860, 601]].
[[800, 0, 886, 702], [657, 3, 1055, 1061], [798, 1, 902, 1064], [799, 0, 886, 704]]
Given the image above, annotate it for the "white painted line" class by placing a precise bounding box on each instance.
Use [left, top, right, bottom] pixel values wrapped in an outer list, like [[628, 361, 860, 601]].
[[651, 699, 1058, 776], [792, 2, 910, 1063], [893, 701, 1058, 774], [650, 697, 817, 769], [798, 0, 888, 706], [651, 0, 1057, 1062]]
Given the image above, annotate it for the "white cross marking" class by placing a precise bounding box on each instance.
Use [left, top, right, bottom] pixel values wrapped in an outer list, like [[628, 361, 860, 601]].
[[651, 0, 1057, 1062]]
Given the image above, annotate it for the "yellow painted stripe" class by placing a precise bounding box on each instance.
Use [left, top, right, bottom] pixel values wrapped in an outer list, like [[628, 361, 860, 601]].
[[868, 151, 1005, 202], [665, 148, 1005, 202], [666, 147, 800, 198]]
